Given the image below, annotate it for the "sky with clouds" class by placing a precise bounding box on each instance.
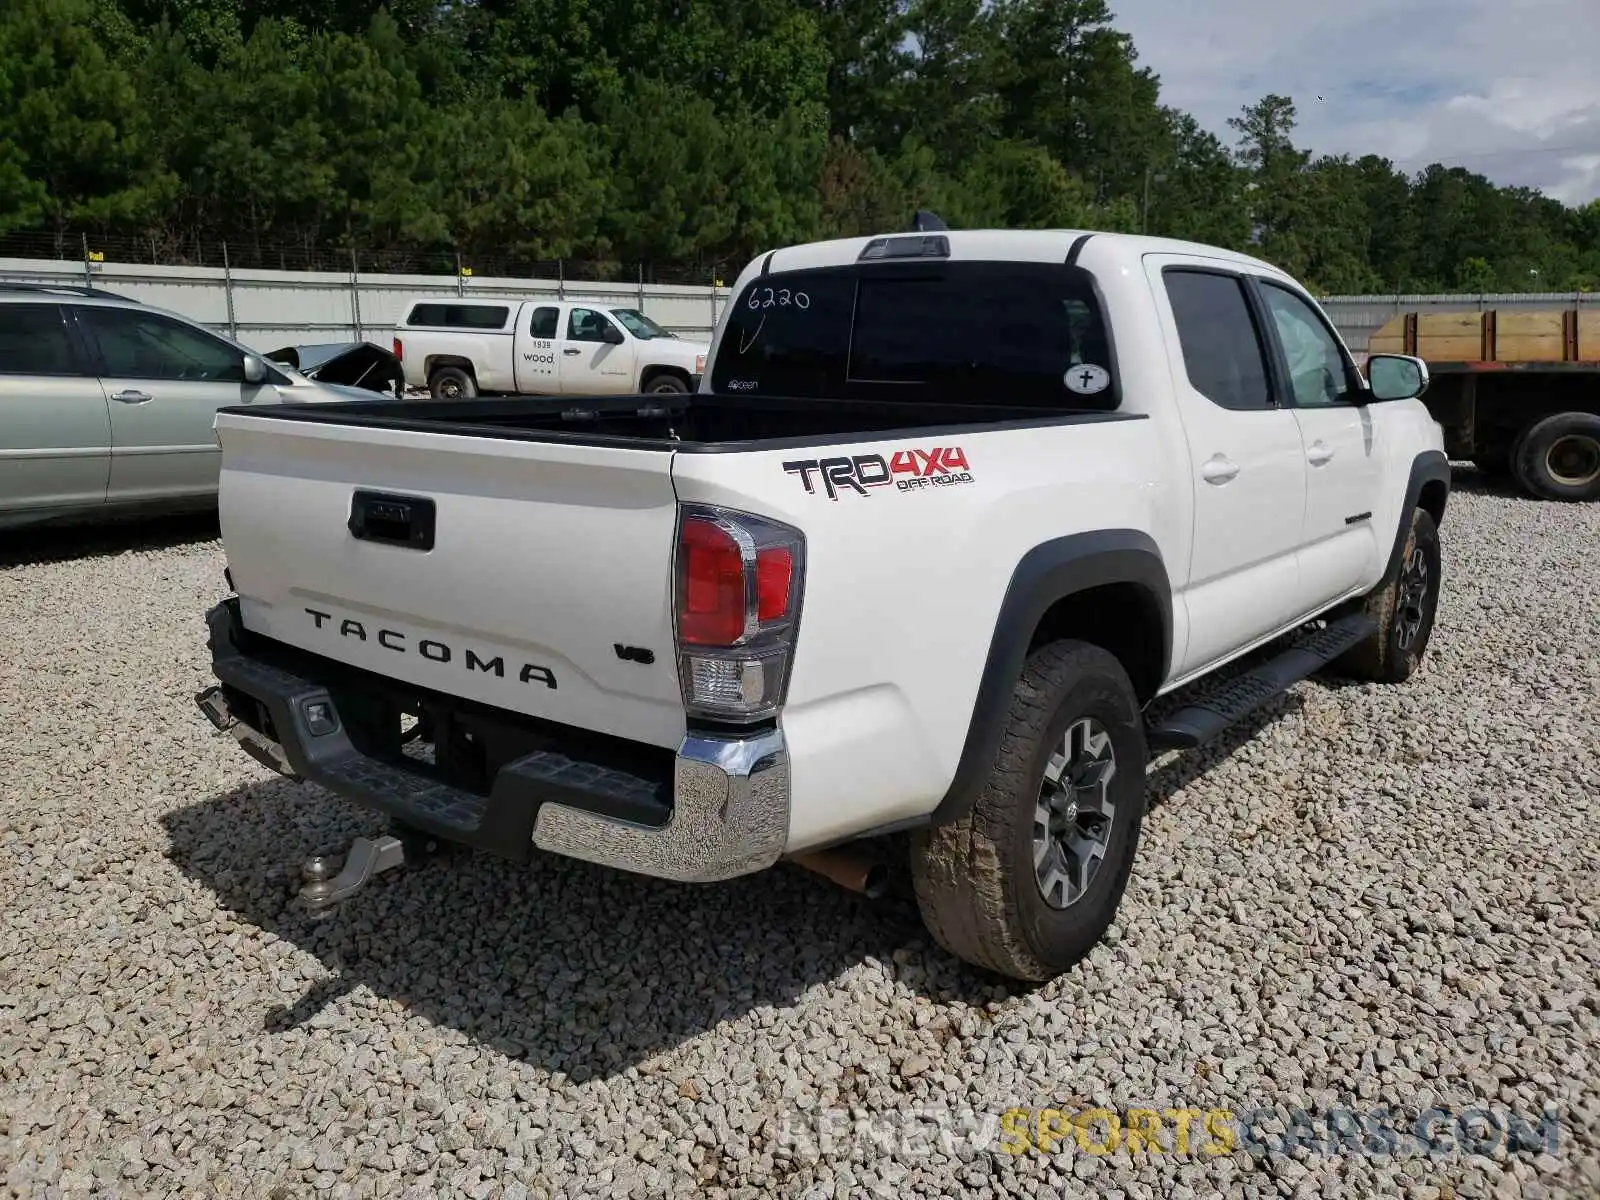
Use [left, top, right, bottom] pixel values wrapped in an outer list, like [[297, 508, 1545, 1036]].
[[1107, 0, 1600, 206]]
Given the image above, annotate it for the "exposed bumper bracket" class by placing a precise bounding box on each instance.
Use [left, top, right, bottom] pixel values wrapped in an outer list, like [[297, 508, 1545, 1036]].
[[195, 684, 297, 778]]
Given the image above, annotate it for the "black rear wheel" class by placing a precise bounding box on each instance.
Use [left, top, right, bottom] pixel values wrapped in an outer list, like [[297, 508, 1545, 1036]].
[[910, 640, 1147, 982], [645, 373, 689, 394], [428, 366, 477, 400], [1512, 411, 1600, 502]]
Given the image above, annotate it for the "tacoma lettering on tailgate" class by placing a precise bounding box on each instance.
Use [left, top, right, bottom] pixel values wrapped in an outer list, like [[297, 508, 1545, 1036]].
[[304, 608, 558, 689]]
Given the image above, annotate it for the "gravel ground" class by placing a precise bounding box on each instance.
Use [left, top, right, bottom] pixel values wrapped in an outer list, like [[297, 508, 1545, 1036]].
[[1, 480, 1596, 1200]]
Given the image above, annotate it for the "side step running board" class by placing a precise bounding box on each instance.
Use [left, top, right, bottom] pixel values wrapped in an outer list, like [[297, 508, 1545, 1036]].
[[1147, 613, 1377, 752]]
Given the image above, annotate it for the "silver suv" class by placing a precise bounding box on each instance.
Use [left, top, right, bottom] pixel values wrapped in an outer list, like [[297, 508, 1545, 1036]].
[[0, 284, 364, 531]]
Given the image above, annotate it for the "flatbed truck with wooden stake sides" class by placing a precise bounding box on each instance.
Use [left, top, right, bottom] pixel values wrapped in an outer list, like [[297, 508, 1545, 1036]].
[[1368, 304, 1600, 501]]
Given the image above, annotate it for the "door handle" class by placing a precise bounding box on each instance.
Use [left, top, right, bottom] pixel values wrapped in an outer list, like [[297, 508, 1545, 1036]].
[[563, 348, 581, 356], [110, 390, 153, 404], [1200, 455, 1240, 484], [1307, 440, 1335, 466]]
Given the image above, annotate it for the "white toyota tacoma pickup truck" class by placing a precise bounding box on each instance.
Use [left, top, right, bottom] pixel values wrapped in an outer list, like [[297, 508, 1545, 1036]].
[[391, 298, 708, 400], [195, 224, 1450, 982]]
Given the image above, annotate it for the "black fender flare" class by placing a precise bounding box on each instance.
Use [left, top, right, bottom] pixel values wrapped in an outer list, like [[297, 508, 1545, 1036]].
[[1378, 450, 1450, 588], [928, 529, 1172, 826]]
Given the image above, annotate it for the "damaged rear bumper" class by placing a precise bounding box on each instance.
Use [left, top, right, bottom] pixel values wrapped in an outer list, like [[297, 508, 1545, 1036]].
[[196, 599, 790, 883]]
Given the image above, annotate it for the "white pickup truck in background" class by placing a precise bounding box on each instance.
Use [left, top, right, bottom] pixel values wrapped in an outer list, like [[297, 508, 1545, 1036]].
[[197, 224, 1449, 983], [392, 298, 709, 399]]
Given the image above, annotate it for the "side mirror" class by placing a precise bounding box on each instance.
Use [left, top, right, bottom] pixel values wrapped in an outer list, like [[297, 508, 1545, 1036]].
[[243, 354, 267, 385], [603, 323, 626, 345], [1365, 353, 1428, 402]]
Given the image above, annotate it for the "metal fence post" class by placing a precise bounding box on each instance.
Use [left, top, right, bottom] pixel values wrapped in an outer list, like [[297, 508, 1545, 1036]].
[[222, 241, 238, 340], [557, 259, 565, 302], [638, 263, 645, 311], [81, 233, 92, 290], [349, 247, 363, 343], [456, 250, 464, 297]]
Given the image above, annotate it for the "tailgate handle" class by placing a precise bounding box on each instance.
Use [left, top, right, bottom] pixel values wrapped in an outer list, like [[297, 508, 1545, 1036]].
[[348, 490, 436, 551]]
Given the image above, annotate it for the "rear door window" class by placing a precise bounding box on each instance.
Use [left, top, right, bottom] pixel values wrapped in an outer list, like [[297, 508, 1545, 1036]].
[[711, 261, 1117, 409], [0, 304, 82, 376], [528, 306, 559, 338], [1162, 270, 1273, 411]]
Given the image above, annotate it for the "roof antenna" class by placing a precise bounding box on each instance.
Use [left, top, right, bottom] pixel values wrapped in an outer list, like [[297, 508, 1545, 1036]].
[[910, 210, 948, 232]]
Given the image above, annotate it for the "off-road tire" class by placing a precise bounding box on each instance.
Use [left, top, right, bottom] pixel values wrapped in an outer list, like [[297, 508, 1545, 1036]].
[[644, 373, 690, 394], [428, 365, 477, 400], [1511, 411, 1600, 502], [909, 640, 1148, 982], [1336, 506, 1441, 683]]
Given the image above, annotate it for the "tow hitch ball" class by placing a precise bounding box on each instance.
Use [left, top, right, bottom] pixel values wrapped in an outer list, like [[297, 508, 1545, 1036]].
[[295, 829, 440, 916]]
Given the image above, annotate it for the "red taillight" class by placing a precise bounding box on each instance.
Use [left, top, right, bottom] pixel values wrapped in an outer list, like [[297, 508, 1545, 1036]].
[[674, 505, 804, 722], [392, 336, 404, 361], [679, 517, 746, 645], [756, 547, 792, 621]]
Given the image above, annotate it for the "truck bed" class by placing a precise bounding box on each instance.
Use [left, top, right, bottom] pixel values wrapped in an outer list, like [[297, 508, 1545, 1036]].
[[225, 392, 1138, 452]]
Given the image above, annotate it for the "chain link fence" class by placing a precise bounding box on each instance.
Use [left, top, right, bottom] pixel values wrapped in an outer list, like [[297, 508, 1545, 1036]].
[[0, 230, 734, 288], [6, 229, 1594, 355], [0, 232, 733, 350]]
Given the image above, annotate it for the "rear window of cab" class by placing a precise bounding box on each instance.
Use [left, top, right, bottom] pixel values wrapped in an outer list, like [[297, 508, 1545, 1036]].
[[710, 261, 1118, 409]]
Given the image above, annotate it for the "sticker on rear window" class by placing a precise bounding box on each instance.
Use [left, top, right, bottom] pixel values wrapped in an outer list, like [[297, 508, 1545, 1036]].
[[1064, 364, 1110, 395]]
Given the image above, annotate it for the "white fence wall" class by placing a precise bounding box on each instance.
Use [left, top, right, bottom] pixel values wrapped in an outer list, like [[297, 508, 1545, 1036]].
[[2, 255, 1593, 358], [0, 256, 731, 353]]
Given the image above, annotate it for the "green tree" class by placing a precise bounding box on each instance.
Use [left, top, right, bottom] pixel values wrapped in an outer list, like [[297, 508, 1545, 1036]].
[[1570, 200, 1600, 290], [0, 0, 175, 235], [1228, 94, 1315, 276], [1349, 155, 1421, 291], [0, 55, 48, 234], [994, 0, 1167, 201], [1454, 255, 1494, 292], [801, 0, 910, 143], [301, 12, 437, 246], [596, 79, 741, 263], [819, 138, 912, 238], [949, 140, 1102, 229], [1145, 111, 1249, 248], [888, 0, 1003, 164], [0, 0, 1592, 284], [1298, 156, 1381, 294], [420, 100, 606, 259]]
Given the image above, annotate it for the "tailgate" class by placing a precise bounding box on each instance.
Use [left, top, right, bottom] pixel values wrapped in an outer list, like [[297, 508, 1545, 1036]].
[[213, 411, 685, 749]]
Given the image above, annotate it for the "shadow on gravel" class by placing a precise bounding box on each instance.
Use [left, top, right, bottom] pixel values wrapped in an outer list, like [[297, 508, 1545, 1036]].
[[0, 509, 220, 567], [1445, 464, 1523, 500], [1144, 692, 1306, 812], [162, 684, 1308, 1078], [161, 778, 996, 1079]]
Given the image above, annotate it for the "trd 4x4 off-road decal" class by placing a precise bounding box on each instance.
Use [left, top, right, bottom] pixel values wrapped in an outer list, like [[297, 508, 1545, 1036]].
[[782, 447, 974, 500]]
